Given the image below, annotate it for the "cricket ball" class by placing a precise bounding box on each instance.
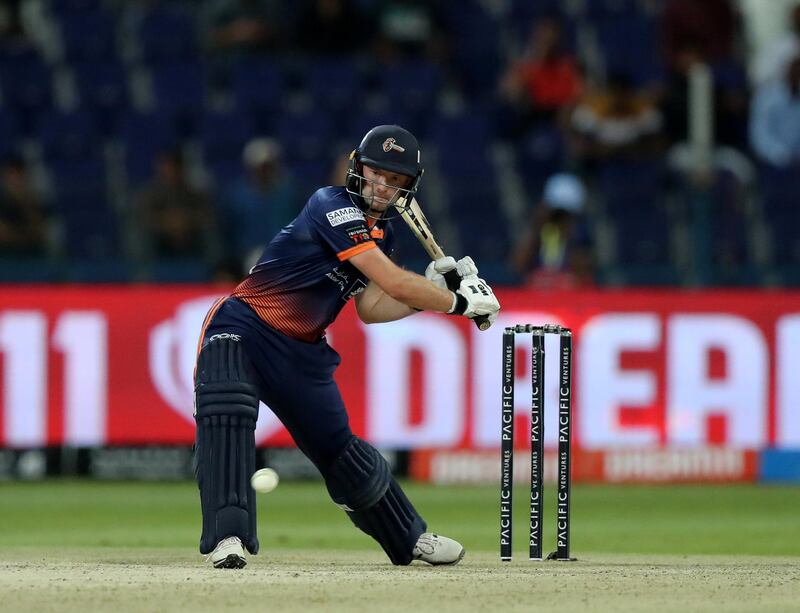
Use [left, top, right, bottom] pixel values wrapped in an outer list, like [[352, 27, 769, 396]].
[[250, 467, 279, 493]]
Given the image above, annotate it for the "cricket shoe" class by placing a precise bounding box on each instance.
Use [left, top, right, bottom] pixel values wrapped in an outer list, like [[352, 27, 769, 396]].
[[207, 536, 247, 569], [413, 533, 465, 565]]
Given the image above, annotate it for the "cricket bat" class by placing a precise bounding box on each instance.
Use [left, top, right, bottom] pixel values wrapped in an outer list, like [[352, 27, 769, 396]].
[[395, 196, 492, 331]]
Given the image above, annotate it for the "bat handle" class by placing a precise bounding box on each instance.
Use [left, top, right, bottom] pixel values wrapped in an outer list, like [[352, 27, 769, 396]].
[[443, 270, 493, 331], [475, 315, 492, 331]]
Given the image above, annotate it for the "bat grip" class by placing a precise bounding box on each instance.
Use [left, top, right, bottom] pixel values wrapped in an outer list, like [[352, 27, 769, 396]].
[[443, 270, 493, 331]]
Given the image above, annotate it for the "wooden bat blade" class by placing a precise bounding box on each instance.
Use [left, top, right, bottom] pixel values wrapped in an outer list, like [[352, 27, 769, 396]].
[[394, 196, 492, 331]]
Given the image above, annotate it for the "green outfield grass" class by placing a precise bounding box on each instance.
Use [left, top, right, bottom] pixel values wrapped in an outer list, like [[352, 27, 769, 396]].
[[2, 481, 799, 612], [1, 480, 799, 556]]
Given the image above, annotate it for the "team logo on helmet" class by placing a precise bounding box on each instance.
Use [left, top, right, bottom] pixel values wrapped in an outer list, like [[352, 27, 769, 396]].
[[382, 137, 406, 153]]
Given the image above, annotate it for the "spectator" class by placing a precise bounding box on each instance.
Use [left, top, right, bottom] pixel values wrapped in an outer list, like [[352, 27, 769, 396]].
[[750, 56, 800, 168], [660, 0, 750, 150], [510, 173, 594, 289], [135, 150, 220, 262], [202, 0, 292, 56], [500, 16, 582, 133], [0, 156, 50, 257], [219, 137, 298, 269], [370, 0, 448, 63], [658, 42, 754, 184], [569, 74, 663, 163], [662, 0, 738, 68], [754, 3, 800, 85], [295, 0, 367, 56]]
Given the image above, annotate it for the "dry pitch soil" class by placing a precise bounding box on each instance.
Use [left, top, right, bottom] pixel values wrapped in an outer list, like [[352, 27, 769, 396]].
[[2, 549, 798, 613]]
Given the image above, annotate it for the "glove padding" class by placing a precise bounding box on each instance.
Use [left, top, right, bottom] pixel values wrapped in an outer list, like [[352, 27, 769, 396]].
[[449, 276, 501, 321], [425, 256, 480, 291]]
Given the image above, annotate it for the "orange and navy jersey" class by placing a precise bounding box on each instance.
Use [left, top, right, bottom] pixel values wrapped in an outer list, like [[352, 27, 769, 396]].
[[232, 187, 394, 342]]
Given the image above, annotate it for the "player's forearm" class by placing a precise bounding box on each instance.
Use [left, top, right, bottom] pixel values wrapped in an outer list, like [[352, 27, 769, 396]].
[[385, 270, 453, 313], [358, 290, 417, 323]]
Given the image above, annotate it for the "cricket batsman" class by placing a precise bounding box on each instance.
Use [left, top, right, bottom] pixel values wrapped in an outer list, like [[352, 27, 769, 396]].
[[194, 125, 501, 568]]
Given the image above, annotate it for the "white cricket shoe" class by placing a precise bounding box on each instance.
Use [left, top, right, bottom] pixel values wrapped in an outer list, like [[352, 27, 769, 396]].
[[207, 536, 247, 569], [412, 533, 465, 565]]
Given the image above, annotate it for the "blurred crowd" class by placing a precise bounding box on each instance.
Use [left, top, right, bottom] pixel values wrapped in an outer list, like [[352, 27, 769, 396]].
[[0, 0, 798, 286]]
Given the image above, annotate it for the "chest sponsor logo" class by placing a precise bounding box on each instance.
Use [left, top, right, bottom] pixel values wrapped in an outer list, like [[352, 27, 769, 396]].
[[326, 207, 365, 227]]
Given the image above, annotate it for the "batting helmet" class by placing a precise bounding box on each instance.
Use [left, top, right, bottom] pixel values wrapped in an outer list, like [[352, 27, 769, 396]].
[[346, 125, 424, 212]]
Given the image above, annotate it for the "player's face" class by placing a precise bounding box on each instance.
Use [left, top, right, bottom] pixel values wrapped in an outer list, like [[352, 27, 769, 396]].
[[361, 165, 412, 212]]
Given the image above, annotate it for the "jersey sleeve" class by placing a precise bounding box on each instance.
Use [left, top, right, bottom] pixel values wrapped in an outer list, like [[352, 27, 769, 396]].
[[307, 192, 378, 261]]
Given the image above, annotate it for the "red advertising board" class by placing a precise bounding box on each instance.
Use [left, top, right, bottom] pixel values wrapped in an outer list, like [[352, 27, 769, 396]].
[[0, 286, 799, 451]]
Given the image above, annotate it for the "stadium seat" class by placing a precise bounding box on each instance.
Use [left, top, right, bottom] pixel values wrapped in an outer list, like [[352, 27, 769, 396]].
[[57, 9, 118, 62], [36, 109, 101, 163], [431, 110, 495, 181], [448, 181, 510, 262], [138, 6, 198, 64], [232, 58, 284, 133], [48, 0, 102, 14], [149, 60, 207, 136], [303, 58, 361, 115], [515, 125, 568, 195], [0, 50, 52, 131], [119, 110, 180, 187], [199, 110, 253, 184], [376, 61, 443, 118], [72, 60, 130, 135], [347, 108, 412, 144], [595, 13, 662, 86], [52, 183, 118, 259], [0, 108, 22, 159]]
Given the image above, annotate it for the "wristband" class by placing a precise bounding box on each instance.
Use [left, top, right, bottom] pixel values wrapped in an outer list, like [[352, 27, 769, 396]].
[[447, 291, 468, 315]]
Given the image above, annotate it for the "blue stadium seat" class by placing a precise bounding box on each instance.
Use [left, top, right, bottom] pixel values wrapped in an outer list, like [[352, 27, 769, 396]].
[[0, 50, 52, 130], [150, 60, 206, 136], [515, 125, 567, 195], [347, 108, 412, 144], [0, 108, 22, 158], [613, 209, 672, 267], [595, 14, 663, 85], [582, 0, 643, 19], [448, 181, 510, 262], [49, 0, 102, 14], [431, 111, 495, 182], [138, 6, 198, 64], [768, 210, 800, 269], [276, 109, 334, 162], [52, 184, 118, 259], [232, 58, 284, 132], [36, 109, 101, 163], [57, 9, 118, 61], [440, 3, 502, 100], [598, 159, 665, 215], [199, 110, 253, 184], [759, 164, 800, 216], [376, 61, 443, 118], [119, 110, 180, 186], [304, 58, 361, 115], [73, 60, 130, 135], [707, 172, 757, 285]]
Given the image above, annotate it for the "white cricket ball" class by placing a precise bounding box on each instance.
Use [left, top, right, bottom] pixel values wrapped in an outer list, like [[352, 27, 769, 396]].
[[250, 468, 279, 493]]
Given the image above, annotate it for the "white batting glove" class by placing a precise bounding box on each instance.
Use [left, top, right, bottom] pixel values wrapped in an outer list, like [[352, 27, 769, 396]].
[[448, 276, 501, 319], [428, 256, 479, 291], [452, 256, 479, 278], [425, 256, 455, 289]]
